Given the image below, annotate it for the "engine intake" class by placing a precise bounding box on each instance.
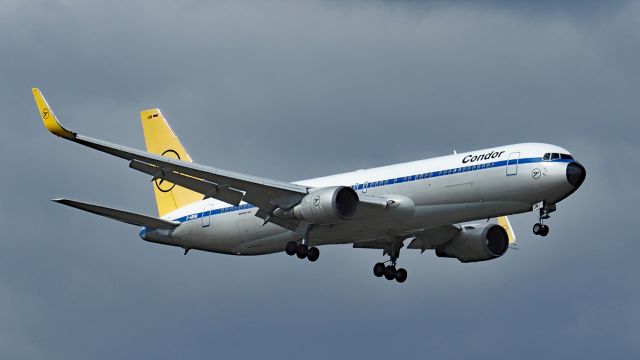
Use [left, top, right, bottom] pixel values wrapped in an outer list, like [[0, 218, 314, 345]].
[[292, 186, 359, 224], [435, 224, 509, 263]]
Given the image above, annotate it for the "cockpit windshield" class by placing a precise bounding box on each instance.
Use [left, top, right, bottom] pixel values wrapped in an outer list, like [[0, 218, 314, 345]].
[[542, 153, 573, 161]]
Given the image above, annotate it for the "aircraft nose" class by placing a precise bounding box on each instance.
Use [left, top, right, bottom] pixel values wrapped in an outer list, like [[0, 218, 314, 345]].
[[566, 162, 586, 188]]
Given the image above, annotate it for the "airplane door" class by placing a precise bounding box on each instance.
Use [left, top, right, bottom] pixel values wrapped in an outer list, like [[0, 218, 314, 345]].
[[202, 204, 214, 227], [506, 152, 520, 176]]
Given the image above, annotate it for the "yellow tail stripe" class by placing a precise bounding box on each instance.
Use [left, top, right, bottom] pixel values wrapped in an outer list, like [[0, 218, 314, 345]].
[[140, 109, 201, 216]]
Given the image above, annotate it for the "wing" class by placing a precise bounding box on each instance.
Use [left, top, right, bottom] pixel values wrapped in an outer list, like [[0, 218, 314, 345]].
[[353, 224, 460, 257], [357, 215, 517, 254], [407, 215, 517, 251], [33, 88, 310, 226]]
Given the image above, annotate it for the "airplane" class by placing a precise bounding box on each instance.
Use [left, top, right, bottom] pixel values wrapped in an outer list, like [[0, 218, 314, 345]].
[[32, 88, 586, 283]]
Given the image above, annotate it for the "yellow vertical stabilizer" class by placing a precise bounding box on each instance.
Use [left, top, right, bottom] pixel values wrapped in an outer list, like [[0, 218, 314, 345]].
[[140, 109, 201, 216]]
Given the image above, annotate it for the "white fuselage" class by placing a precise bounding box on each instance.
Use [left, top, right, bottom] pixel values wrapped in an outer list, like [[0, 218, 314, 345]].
[[140, 143, 581, 255]]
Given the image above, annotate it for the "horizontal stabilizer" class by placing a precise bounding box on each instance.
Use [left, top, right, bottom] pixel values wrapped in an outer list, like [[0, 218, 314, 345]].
[[52, 198, 179, 229]]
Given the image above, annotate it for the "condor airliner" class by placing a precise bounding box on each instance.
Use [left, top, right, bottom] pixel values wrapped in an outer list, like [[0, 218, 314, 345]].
[[33, 88, 586, 283]]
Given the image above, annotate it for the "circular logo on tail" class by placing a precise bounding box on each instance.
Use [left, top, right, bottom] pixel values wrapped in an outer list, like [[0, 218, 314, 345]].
[[155, 149, 180, 192], [42, 108, 50, 119]]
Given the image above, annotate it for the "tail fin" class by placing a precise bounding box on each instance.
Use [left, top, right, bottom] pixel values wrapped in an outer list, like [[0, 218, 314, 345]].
[[140, 109, 201, 216]]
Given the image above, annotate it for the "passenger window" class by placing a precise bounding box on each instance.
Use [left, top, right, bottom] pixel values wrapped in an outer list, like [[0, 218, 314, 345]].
[[551, 153, 560, 160], [543, 153, 550, 160]]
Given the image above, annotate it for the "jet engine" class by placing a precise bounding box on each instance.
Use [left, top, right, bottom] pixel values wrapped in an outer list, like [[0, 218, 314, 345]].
[[435, 224, 509, 263], [292, 186, 359, 224]]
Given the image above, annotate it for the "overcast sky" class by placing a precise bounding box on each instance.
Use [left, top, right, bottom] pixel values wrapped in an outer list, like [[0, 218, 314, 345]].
[[1, 0, 639, 359]]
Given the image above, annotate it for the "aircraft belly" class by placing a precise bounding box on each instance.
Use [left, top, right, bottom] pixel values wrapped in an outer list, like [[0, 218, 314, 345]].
[[308, 200, 531, 246], [231, 231, 300, 255], [170, 212, 296, 255], [410, 201, 530, 226]]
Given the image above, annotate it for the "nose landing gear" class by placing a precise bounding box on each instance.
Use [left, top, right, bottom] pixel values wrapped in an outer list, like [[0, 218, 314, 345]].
[[532, 223, 549, 237], [532, 201, 555, 237]]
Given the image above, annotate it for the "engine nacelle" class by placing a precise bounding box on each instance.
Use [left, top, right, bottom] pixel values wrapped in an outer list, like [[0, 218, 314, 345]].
[[435, 224, 509, 263], [292, 186, 359, 224]]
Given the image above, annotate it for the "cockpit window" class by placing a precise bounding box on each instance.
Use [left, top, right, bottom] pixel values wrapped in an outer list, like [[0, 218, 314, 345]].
[[544, 152, 574, 161]]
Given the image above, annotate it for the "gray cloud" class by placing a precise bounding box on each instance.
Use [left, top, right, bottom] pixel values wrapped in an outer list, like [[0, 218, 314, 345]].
[[1, 0, 639, 359], [346, 0, 633, 19]]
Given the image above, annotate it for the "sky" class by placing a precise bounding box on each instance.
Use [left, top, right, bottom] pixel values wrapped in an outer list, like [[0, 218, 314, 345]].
[[1, 0, 639, 359]]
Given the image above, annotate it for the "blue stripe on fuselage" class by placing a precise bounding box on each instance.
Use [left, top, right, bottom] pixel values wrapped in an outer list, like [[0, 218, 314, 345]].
[[166, 157, 573, 224]]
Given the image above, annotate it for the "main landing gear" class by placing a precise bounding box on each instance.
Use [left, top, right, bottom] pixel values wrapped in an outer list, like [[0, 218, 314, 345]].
[[285, 241, 320, 262], [373, 237, 407, 283], [532, 201, 556, 237], [373, 261, 407, 283]]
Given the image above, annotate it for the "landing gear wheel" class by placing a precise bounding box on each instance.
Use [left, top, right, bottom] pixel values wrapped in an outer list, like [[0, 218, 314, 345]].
[[384, 265, 397, 280], [285, 241, 298, 256], [533, 202, 556, 237], [540, 225, 549, 237], [395, 268, 408, 283], [296, 244, 309, 259], [307, 247, 320, 262], [373, 263, 385, 277], [533, 223, 542, 235]]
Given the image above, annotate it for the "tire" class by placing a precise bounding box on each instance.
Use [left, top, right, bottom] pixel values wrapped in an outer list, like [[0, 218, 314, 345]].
[[296, 244, 309, 259], [540, 225, 549, 237], [533, 223, 542, 235], [395, 268, 408, 283], [384, 265, 396, 280], [307, 247, 320, 262], [373, 263, 385, 277], [285, 241, 298, 256]]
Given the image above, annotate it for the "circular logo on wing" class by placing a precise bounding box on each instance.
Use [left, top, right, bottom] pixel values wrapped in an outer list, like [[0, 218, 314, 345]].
[[313, 195, 321, 207], [531, 168, 541, 179], [154, 149, 180, 192], [42, 108, 49, 119]]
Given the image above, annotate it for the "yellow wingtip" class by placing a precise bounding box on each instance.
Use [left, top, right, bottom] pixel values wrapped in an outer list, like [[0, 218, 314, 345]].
[[497, 216, 517, 245], [32, 88, 76, 139]]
